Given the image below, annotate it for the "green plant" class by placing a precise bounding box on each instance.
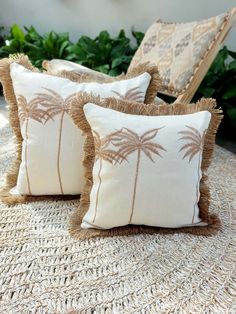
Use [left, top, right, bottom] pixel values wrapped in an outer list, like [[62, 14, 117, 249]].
[[0, 24, 72, 68], [194, 46, 236, 132], [24, 27, 71, 68], [0, 25, 143, 75], [0, 26, 4, 46], [0, 24, 25, 55], [66, 30, 143, 76]]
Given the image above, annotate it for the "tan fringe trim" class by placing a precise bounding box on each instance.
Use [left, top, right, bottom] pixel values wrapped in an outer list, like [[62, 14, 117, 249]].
[[0, 54, 79, 204], [69, 93, 223, 240], [48, 62, 162, 104]]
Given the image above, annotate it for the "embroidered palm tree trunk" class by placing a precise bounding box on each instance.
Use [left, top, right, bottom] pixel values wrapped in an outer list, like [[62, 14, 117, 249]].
[[93, 158, 103, 223], [192, 152, 202, 223], [129, 148, 141, 224], [17, 94, 51, 195], [57, 111, 65, 194], [25, 118, 32, 195], [110, 128, 165, 224]]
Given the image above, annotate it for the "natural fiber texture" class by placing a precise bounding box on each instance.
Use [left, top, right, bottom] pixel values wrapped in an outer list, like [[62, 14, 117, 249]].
[[69, 94, 223, 239], [50, 62, 162, 104], [0, 121, 236, 313], [0, 54, 78, 204]]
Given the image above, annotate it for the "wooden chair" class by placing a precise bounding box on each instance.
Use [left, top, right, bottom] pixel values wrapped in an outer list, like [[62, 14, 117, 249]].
[[44, 8, 236, 104], [128, 8, 236, 103]]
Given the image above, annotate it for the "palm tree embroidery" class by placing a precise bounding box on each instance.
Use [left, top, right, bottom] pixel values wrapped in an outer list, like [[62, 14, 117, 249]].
[[34, 88, 77, 194], [178, 126, 207, 224], [112, 87, 144, 102], [112, 127, 166, 224], [92, 129, 126, 223], [17, 95, 50, 195]]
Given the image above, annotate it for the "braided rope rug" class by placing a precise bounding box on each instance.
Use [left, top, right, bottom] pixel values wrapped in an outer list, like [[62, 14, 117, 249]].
[[0, 120, 236, 313]]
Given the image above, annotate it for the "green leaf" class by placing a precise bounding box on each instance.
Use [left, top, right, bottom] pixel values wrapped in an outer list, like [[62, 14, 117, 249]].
[[226, 107, 236, 128], [197, 86, 215, 97], [222, 80, 236, 99], [78, 36, 98, 53], [111, 57, 124, 68], [208, 46, 228, 75], [228, 50, 236, 59], [228, 60, 236, 70], [59, 40, 70, 57], [118, 29, 126, 38], [66, 44, 87, 60], [111, 55, 132, 68], [108, 68, 123, 76], [11, 24, 25, 42], [111, 41, 130, 58], [98, 31, 110, 44], [132, 30, 144, 46], [24, 42, 42, 51], [94, 64, 109, 74]]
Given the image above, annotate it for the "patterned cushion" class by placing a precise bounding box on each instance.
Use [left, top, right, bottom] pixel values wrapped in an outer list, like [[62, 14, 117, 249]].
[[129, 13, 227, 96]]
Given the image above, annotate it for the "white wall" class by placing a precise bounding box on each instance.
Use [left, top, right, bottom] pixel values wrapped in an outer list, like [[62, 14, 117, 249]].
[[0, 0, 235, 50]]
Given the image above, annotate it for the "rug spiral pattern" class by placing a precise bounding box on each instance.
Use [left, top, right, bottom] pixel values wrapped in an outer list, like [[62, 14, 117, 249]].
[[0, 123, 236, 313]]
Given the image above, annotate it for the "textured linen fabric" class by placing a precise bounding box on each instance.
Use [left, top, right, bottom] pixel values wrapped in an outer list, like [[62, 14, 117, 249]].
[[129, 13, 227, 95], [10, 63, 152, 195], [81, 103, 211, 229]]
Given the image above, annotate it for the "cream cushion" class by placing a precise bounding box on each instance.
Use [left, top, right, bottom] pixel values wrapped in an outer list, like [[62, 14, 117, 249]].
[[10, 63, 152, 196], [80, 104, 211, 229], [44, 59, 165, 105], [69, 95, 222, 239]]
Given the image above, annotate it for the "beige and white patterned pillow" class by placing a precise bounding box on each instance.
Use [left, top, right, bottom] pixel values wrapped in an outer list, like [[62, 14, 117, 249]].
[[0, 55, 161, 203], [129, 13, 227, 96], [69, 94, 223, 240]]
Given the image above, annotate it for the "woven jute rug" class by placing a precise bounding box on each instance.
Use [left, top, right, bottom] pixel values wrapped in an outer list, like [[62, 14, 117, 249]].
[[0, 120, 236, 313]]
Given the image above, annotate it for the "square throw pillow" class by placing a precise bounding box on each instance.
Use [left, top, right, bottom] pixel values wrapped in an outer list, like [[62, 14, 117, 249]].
[[44, 59, 164, 105], [69, 94, 222, 239], [0, 54, 161, 203]]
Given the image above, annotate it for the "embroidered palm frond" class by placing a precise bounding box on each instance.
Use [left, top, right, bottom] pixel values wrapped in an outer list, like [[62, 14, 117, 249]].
[[178, 125, 208, 223], [178, 126, 207, 162], [35, 88, 77, 120], [110, 127, 165, 224], [111, 127, 166, 163], [17, 95, 49, 125], [93, 130, 126, 164], [112, 87, 144, 102]]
